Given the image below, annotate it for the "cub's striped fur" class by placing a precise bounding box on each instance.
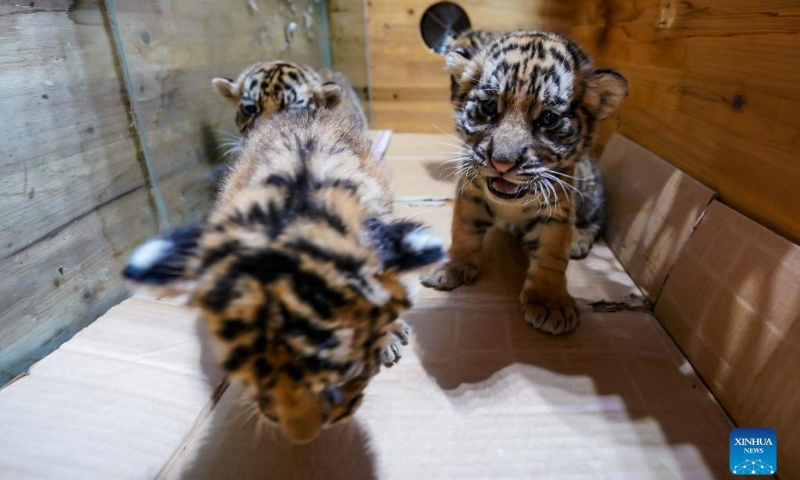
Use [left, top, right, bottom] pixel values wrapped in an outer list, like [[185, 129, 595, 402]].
[[422, 30, 628, 335], [124, 109, 443, 443], [213, 61, 367, 134], [445, 30, 607, 258]]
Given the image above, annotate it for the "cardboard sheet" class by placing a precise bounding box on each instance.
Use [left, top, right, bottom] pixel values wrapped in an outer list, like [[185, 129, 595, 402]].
[[0, 299, 223, 480], [598, 134, 716, 302], [656, 201, 800, 479], [0, 134, 736, 480], [369, 130, 394, 161]]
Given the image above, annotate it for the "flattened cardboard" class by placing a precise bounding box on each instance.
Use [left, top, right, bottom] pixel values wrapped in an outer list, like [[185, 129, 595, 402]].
[[161, 309, 732, 480], [655, 201, 800, 479], [0, 299, 223, 480], [599, 133, 716, 302], [393, 203, 643, 307], [159, 134, 732, 479], [0, 134, 735, 480]]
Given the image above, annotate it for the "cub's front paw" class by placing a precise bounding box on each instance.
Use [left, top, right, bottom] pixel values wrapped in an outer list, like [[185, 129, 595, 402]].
[[521, 289, 580, 335], [420, 262, 478, 291], [379, 320, 412, 367]]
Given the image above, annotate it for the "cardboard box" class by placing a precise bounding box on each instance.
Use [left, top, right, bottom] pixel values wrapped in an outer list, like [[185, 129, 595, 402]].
[[599, 134, 716, 302], [0, 134, 744, 479], [656, 201, 800, 477]]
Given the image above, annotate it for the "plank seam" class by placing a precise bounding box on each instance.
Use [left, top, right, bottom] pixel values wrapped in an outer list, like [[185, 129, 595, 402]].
[[2, 183, 145, 261], [102, 0, 171, 233]]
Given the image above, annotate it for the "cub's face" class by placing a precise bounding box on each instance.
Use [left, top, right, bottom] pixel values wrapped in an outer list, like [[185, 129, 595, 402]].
[[213, 62, 342, 133], [447, 31, 628, 202]]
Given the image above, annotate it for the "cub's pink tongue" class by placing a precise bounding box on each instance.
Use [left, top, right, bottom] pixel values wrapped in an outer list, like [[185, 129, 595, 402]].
[[491, 178, 518, 194]]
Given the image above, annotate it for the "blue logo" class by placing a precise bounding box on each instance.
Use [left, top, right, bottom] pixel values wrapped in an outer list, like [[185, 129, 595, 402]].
[[730, 428, 777, 475]]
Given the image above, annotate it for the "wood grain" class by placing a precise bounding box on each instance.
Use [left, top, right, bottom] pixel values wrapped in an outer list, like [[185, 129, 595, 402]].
[[0, 188, 158, 384], [365, 0, 800, 242], [568, 0, 800, 243], [329, 0, 371, 111], [0, 1, 147, 260], [366, 0, 576, 132], [112, 0, 329, 225], [0, 0, 328, 383]]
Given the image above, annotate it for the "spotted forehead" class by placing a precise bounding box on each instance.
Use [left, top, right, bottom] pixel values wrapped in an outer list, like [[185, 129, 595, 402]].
[[242, 64, 315, 100], [482, 33, 587, 108]]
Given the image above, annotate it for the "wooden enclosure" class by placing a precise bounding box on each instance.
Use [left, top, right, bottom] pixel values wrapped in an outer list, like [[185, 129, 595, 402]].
[[365, 0, 800, 245], [2, 0, 799, 478], [0, 0, 330, 384]]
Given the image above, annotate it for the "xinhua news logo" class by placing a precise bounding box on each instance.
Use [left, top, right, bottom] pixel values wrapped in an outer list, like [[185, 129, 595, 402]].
[[730, 428, 777, 475]]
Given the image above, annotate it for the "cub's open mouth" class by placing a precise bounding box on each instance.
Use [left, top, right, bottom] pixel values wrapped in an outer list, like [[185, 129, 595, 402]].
[[487, 177, 528, 200]]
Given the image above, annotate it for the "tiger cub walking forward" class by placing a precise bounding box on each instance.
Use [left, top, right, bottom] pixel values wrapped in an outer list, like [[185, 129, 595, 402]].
[[422, 31, 628, 335], [124, 109, 443, 443]]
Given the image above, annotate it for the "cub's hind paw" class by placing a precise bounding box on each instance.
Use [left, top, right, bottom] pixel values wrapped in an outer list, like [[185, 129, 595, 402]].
[[570, 228, 597, 259], [420, 262, 478, 291], [379, 321, 412, 367]]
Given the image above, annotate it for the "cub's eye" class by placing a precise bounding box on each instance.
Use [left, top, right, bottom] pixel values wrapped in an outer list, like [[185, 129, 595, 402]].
[[539, 110, 560, 129], [241, 103, 257, 116], [479, 98, 497, 117]]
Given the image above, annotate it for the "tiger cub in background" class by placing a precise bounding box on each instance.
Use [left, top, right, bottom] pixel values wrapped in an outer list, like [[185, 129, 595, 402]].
[[213, 61, 368, 134], [445, 30, 608, 258], [422, 30, 627, 335], [124, 108, 443, 444]]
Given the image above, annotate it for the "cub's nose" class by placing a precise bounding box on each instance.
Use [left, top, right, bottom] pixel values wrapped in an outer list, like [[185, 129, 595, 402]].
[[490, 159, 516, 173]]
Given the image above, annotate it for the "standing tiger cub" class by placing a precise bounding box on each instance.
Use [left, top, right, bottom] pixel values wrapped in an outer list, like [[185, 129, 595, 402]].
[[422, 30, 628, 335]]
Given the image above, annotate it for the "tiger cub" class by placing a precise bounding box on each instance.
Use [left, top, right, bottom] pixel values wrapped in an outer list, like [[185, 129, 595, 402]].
[[213, 61, 367, 134], [124, 109, 444, 443], [445, 30, 608, 258], [422, 30, 628, 335]]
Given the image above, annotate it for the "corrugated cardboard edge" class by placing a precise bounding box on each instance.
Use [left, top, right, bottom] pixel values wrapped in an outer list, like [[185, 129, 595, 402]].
[[0, 373, 28, 392], [368, 129, 393, 161], [599, 133, 716, 302]]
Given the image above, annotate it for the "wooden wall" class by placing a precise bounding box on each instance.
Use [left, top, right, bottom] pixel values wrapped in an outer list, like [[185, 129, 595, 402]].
[[364, 0, 800, 243], [329, 0, 371, 116], [0, 0, 328, 385], [570, 0, 800, 246], [366, 0, 576, 133]]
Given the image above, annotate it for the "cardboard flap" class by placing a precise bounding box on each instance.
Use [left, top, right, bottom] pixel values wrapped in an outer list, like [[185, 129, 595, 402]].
[[599, 133, 716, 301], [656, 201, 800, 478]]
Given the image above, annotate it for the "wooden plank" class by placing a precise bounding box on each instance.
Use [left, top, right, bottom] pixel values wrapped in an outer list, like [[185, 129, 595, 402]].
[[111, 0, 330, 224], [366, 0, 578, 132], [598, 133, 716, 301], [568, 0, 800, 244], [0, 188, 159, 384], [329, 0, 371, 109], [655, 201, 800, 479], [0, 1, 148, 260]]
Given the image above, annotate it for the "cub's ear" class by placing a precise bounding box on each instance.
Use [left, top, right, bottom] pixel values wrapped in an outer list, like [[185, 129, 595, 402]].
[[583, 69, 629, 119], [123, 223, 203, 292], [445, 47, 482, 101], [445, 47, 476, 78], [365, 219, 445, 273], [316, 81, 343, 109], [212, 77, 241, 103]]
